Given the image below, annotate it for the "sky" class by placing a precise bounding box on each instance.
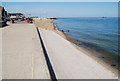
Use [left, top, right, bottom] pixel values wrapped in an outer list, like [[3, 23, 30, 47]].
[[2, 2, 118, 17], [1, 0, 120, 2]]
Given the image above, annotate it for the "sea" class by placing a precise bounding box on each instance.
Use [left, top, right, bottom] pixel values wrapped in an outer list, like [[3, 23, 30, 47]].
[[53, 17, 119, 57]]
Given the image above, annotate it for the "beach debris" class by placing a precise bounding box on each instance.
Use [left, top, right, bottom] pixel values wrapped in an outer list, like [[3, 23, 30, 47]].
[[111, 64, 116, 67], [99, 56, 106, 59], [67, 30, 70, 32], [101, 57, 105, 58], [61, 30, 64, 32]]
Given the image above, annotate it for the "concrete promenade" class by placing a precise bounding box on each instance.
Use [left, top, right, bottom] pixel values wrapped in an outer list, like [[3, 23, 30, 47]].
[[0, 27, 2, 80], [2, 24, 50, 79], [39, 27, 117, 79], [0, 22, 118, 79]]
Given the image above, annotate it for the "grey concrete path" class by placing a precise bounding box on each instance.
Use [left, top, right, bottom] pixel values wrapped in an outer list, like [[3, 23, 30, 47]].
[[2, 24, 50, 79], [39, 28, 117, 79], [0, 28, 2, 80]]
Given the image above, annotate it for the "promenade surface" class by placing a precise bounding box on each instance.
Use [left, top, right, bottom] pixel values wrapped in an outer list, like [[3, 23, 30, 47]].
[[0, 22, 118, 80], [2, 24, 50, 79], [39, 28, 118, 79], [0, 28, 2, 80]]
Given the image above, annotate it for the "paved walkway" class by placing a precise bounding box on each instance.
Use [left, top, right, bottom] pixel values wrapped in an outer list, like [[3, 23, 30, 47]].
[[0, 28, 2, 80], [2, 24, 50, 79], [0, 23, 118, 79], [39, 28, 117, 79]]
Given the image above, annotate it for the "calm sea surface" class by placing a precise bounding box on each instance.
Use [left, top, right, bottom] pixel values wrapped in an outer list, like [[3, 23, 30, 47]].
[[53, 17, 119, 56]]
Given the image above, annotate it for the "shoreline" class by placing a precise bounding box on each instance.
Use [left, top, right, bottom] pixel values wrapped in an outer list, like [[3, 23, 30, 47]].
[[34, 18, 118, 76], [52, 20, 118, 76]]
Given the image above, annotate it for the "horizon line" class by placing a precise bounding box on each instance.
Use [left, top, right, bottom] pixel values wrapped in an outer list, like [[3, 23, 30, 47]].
[[2, 1, 119, 2]]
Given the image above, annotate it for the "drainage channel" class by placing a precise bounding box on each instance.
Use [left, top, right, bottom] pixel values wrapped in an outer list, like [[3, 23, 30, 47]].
[[36, 27, 57, 81]]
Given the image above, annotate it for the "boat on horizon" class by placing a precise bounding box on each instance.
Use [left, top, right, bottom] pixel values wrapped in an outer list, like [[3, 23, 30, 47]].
[[102, 16, 107, 18]]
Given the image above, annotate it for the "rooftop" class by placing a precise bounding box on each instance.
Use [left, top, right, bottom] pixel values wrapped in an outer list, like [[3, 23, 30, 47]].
[[8, 13, 24, 15]]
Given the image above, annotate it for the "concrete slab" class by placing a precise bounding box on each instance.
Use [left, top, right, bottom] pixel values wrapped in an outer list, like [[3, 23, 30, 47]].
[[2, 24, 50, 79], [39, 28, 117, 79], [0, 28, 2, 80]]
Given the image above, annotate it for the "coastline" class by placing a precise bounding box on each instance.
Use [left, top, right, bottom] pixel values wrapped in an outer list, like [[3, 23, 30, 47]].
[[52, 19, 118, 76], [34, 18, 118, 76]]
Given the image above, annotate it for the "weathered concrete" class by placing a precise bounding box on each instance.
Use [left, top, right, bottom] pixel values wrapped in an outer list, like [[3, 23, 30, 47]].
[[39, 28, 118, 79], [2, 24, 50, 79], [0, 27, 2, 80]]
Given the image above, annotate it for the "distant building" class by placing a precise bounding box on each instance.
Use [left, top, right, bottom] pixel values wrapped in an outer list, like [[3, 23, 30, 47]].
[[8, 13, 25, 18], [0, 6, 7, 21]]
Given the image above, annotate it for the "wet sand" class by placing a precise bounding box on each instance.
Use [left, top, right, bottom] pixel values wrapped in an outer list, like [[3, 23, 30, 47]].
[[34, 18, 118, 77]]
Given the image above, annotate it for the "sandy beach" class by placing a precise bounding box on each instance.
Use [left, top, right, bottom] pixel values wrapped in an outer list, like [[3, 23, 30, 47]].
[[34, 18, 118, 79], [35, 18, 72, 41]]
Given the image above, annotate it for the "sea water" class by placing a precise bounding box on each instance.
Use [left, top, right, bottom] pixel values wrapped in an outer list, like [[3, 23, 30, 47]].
[[53, 17, 119, 56]]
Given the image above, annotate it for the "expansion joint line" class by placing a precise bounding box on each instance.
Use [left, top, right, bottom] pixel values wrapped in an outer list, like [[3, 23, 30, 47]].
[[36, 27, 57, 81]]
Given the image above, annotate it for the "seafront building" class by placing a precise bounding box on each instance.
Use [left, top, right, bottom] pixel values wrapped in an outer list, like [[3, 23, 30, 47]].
[[0, 6, 7, 27], [8, 13, 25, 18], [0, 6, 7, 21]]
